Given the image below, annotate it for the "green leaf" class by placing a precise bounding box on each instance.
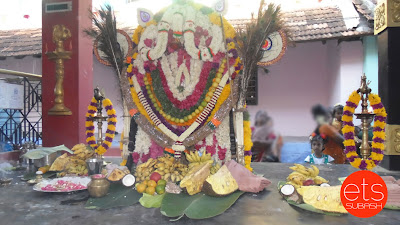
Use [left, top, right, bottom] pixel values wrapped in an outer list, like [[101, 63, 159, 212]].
[[139, 193, 165, 208], [22, 145, 73, 159], [385, 205, 400, 210], [338, 177, 347, 184], [286, 200, 344, 216], [160, 191, 244, 220], [277, 181, 287, 190], [85, 183, 141, 210]]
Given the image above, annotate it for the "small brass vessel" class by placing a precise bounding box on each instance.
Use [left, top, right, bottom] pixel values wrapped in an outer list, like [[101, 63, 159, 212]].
[[87, 174, 110, 198]]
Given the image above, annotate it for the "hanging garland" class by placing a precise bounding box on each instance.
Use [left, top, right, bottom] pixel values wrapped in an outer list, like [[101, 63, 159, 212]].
[[85, 97, 117, 155], [243, 110, 253, 171], [341, 91, 386, 170]]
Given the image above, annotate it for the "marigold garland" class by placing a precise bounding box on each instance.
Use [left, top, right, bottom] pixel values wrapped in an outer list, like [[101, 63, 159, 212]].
[[243, 110, 253, 171], [341, 91, 386, 170], [85, 97, 117, 155]]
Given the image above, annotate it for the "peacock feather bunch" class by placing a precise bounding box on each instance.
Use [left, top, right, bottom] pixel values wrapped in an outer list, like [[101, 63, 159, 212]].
[[235, 1, 286, 107]]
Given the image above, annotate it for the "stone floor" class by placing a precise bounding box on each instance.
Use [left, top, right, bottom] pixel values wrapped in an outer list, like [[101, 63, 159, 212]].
[[1, 163, 400, 225]]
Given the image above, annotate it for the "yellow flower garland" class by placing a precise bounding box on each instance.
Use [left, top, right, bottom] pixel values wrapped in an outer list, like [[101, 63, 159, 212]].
[[342, 91, 386, 170], [85, 97, 117, 155], [243, 119, 253, 171]]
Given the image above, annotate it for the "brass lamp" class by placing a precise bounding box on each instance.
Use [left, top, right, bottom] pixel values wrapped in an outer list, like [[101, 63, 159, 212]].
[[355, 74, 375, 160], [46, 24, 73, 116]]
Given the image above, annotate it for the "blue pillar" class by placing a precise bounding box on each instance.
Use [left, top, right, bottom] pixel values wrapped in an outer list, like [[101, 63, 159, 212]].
[[363, 36, 379, 93]]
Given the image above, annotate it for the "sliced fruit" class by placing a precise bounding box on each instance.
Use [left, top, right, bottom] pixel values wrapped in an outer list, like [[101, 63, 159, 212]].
[[180, 163, 211, 195], [202, 165, 238, 197], [297, 185, 347, 213]]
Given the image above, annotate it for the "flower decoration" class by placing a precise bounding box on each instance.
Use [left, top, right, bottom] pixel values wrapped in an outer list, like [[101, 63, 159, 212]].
[[125, 1, 244, 159], [342, 91, 386, 170], [243, 110, 253, 171], [85, 97, 117, 155]]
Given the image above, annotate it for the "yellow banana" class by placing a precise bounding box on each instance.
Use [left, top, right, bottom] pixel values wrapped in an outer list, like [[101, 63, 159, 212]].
[[186, 152, 194, 162], [310, 165, 319, 177], [200, 152, 207, 162], [194, 152, 201, 162]]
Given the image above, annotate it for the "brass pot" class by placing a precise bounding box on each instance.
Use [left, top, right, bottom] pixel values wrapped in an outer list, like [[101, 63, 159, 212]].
[[87, 175, 110, 198]]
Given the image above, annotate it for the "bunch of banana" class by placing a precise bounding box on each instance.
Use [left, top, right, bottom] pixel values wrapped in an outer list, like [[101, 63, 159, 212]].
[[57, 160, 88, 177], [210, 163, 221, 175], [185, 151, 213, 169], [134, 155, 189, 183], [286, 164, 329, 187], [65, 163, 88, 176], [71, 143, 95, 160], [289, 164, 319, 177]]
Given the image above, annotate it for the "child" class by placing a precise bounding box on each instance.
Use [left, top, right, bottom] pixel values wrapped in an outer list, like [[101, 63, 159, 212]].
[[304, 133, 334, 165], [331, 104, 344, 131]]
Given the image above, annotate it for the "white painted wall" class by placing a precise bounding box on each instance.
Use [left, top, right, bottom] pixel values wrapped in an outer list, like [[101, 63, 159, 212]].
[[247, 41, 330, 137], [247, 40, 364, 137]]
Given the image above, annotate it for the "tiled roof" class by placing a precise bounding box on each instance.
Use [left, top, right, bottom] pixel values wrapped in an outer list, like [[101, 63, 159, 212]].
[[352, 0, 377, 21], [0, 28, 42, 58], [230, 6, 373, 42], [0, 5, 375, 58]]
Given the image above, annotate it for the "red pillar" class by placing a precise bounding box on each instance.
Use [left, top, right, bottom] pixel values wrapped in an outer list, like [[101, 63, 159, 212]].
[[42, 0, 93, 147]]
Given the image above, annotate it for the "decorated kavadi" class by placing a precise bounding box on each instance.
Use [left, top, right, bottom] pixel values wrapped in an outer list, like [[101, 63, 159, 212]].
[[125, 0, 248, 167]]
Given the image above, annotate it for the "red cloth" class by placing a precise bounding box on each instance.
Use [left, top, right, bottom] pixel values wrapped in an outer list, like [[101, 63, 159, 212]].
[[225, 160, 271, 193]]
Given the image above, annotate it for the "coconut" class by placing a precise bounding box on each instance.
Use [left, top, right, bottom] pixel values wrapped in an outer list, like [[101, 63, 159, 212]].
[[280, 184, 302, 203], [122, 174, 135, 187], [202, 165, 238, 197]]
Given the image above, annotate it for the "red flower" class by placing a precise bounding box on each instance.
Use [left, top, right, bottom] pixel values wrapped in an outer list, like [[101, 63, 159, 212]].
[[132, 152, 140, 164], [206, 145, 216, 156], [218, 147, 227, 160]]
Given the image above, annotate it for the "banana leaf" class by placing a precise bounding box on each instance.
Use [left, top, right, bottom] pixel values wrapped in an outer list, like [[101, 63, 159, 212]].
[[338, 177, 347, 184], [85, 183, 141, 210], [22, 171, 57, 181], [139, 193, 165, 208], [160, 191, 244, 220], [278, 181, 346, 216], [22, 145, 73, 159], [385, 205, 400, 210]]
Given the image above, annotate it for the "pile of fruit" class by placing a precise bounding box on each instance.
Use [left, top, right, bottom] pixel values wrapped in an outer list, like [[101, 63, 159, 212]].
[[286, 164, 328, 188], [134, 156, 189, 183], [185, 150, 221, 175], [136, 172, 167, 196], [49, 143, 95, 176]]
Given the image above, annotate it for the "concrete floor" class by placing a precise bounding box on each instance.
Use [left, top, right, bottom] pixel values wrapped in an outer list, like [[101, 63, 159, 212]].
[[1, 163, 400, 225]]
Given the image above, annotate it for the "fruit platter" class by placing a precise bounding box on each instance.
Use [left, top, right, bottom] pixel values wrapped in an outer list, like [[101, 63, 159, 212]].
[[33, 176, 90, 192], [278, 164, 348, 216]]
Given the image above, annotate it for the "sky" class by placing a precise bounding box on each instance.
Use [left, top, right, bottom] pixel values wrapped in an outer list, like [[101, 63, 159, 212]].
[[0, 0, 338, 30]]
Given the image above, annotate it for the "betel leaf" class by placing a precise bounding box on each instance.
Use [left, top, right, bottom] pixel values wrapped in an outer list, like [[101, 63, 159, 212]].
[[139, 193, 165, 208], [384, 205, 400, 210], [85, 183, 141, 210], [160, 191, 244, 220]]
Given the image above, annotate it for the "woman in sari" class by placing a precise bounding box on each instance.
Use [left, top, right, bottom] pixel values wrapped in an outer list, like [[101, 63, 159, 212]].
[[311, 104, 346, 164]]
